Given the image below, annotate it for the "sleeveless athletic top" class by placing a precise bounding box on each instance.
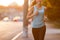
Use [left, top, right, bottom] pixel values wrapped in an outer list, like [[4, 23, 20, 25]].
[[31, 5, 45, 28]]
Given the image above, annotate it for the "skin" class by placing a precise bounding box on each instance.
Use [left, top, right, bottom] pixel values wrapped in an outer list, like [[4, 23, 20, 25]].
[[27, 0, 46, 22]]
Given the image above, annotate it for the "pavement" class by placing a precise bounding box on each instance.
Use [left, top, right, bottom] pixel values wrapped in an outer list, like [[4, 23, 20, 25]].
[[0, 21, 23, 40], [0, 21, 60, 40], [16, 23, 60, 40]]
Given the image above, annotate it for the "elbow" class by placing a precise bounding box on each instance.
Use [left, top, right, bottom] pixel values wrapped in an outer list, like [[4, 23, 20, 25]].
[[26, 15, 30, 20]]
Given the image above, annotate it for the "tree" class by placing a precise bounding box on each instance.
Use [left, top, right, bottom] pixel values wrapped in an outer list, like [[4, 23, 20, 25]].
[[23, 0, 28, 37], [44, 0, 60, 22]]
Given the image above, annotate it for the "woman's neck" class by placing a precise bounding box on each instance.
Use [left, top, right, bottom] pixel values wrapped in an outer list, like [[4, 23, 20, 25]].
[[36, 4, 42, 10], [36, 2, 42, 8], [37, 5, 41, 8]]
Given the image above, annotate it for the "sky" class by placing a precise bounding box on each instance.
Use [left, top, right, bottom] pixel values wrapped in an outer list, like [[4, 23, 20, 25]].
[[0, 0, 24, 6]]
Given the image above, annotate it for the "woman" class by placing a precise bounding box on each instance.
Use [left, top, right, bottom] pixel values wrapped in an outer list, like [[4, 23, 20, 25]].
[[27, 0, 46, 40]]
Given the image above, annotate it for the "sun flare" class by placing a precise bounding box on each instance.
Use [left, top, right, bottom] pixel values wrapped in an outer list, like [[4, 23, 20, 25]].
[[0, 0, 24, 6]]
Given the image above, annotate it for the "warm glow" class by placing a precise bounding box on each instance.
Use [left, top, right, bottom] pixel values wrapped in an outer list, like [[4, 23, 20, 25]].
[[0, 0, 24, 6], [3, 17, 9, 21], [15, 0, 24, 6], [13, 16, 20, 20]]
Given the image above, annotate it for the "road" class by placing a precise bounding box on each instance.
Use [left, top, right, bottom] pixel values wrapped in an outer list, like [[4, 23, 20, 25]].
[[0, 21, 60, 40], [0, 21, 23, 40]]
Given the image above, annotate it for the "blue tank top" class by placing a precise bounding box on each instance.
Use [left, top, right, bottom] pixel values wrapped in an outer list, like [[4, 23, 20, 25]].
[[31, 6, 45, 28]]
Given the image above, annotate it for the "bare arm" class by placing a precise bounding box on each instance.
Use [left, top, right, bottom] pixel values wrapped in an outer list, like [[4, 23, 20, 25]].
[[27, 6, 39, 20], [27, 6, 34, 20]]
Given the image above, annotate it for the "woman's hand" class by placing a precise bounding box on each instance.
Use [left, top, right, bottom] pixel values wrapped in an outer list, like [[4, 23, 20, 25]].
[[34, 11, 39, 16]]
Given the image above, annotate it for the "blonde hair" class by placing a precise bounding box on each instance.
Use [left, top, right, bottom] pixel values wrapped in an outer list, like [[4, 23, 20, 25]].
[[30, 0, 52, 8], [30, 0, 36, 7], [30, 0, 44, 7]]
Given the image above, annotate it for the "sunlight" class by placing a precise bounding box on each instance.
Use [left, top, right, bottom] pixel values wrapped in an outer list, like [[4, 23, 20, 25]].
[[15, 0, 24, 6], [3, 17, 9, 21], [0, 0, 24, 6]]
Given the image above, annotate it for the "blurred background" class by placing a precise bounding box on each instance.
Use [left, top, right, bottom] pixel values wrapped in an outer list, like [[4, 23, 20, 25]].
[[0, 0, 60, 40], [0, 0, 24, 21]]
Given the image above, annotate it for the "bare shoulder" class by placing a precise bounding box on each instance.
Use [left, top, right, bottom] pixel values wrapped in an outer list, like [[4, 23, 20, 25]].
[[28, 6, 34, 11], [42, 6, 47, 9]]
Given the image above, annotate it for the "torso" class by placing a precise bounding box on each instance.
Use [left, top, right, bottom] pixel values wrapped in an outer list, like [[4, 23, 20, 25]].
[[31, 5, 45, 28]]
